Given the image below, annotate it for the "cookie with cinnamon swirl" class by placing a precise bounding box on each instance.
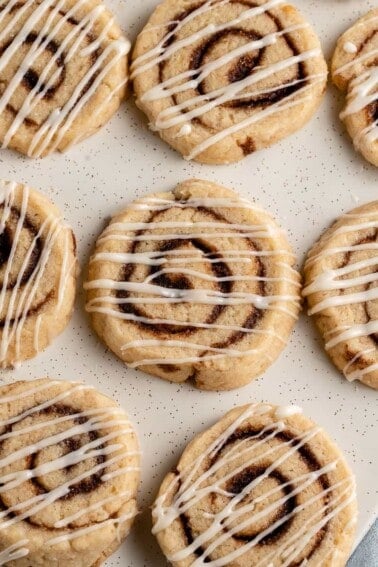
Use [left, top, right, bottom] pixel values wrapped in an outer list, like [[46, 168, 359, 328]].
[[331, 9, 378, 167], [0, 0, 130, 158], [84, 179, 301, 390], [152, 403, 357, 567], [0, 180, 77, 368], [131, 0, 327, 164], [0, 378, 140, 566], [303, 201, 378, 390]]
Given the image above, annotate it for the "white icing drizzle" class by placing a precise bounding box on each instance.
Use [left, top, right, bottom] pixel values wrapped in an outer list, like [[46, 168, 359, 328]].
[[0, 181, 74, 367], [341, 67, 378, 145], [274, 405, 303, 419], [0, 540, 29, 565], [175, 124, 192, 138], [85, 300, 287, 339], [304, 212, 378, 381], [121, 339, 274, 368], [126, 195, 285, 216], [152, 404, 356, 566], [91, 249, 294, 266], [0, 381, 140, 560], [85, 195, 299, 369], [0, 0, 130, 157], [46, 511, 137, 546], [343, 347, 376, 382], [131, 0, 326, 160], [335, 18, 378, 147], [85, 279, 297, 308], [343, 41, 357, 54]]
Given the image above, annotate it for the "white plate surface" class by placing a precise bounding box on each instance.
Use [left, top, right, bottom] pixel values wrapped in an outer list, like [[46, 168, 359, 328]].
[[0, 0, 377, 565]]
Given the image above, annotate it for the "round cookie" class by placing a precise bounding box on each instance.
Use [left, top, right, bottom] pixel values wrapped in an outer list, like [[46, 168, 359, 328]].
[[0, 0, 130, 158], [0, 378, 140, 567], [152, 403, 357, 567], [131, 0, 327, 165], [331, 9, 378, 167], [303, 201, 378, 390], [0, 180, 77, 368], [85, 179, 301, 390]]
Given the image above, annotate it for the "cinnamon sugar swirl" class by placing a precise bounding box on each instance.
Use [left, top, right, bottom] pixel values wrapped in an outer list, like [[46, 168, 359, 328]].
[[131, 0, 327, 164], [0, 180, 77, 369], [0, 378, 140, 566], [84, 180, 301, 390], [332, 9, 378, 167], [152, 403, 357, 567], [303, 201, 378, 390], [0, 0, 130, 158]]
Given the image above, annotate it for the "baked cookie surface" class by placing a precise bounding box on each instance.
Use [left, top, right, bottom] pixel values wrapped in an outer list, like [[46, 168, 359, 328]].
[[152, 403, 357, 567], [303, 201, 378, 390], [85, 179, 301, 390], [0, 180, 77, 368], [331, 9, 378, 167], [131, 0, 327, 164], [0, 378, 140, 567], [0, 0, 130, 158]]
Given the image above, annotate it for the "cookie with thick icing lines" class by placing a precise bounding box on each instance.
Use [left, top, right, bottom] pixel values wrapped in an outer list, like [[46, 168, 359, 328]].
[[131, 0, 327, 164], [0, 378, 140, 566], [303, 201, 378, 390], [0, 0, 130, 158], [84, 179, 301, 390], [152, 403, 357, 566], [331, 9, 378, 167], [0, 180, 77, 369]]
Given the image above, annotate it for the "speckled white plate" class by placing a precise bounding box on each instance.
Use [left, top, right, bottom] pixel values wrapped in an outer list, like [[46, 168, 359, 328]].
[[0, 0, 377, 565]]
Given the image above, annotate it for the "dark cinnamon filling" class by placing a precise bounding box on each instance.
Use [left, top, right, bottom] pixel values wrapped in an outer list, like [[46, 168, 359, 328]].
[[340, 231, 378, 357], [179, 427, 331, 561], [0, 206, 42, 291], [0, 403, 107, 528], [116, 204, 265, 349], [158, 0, 307, 139], [0, 3, 103, 129]]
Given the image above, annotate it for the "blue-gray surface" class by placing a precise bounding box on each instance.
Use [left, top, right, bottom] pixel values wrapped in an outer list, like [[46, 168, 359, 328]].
[[347, 520, 377, 566]]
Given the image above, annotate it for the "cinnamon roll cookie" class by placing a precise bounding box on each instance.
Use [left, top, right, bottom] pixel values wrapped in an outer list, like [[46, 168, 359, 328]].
[[0, 0, 130, 158], [85, 180, 301, 390], [131, 0, 327, 165], [0, 378, 140, 566], [0, 180, 77, 368], [331, 9, 378, 167], [152, 403, 357, 567], [303, 201, 378, 390]]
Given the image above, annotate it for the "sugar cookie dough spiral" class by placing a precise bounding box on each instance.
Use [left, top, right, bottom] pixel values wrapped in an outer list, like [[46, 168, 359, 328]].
[[131, 0, 327, 164], [303, 201, 378, 390], [0, 0, 130, 158], [331, 9, 378, 167], [152, 404, 357, 567], [0, 378, 140, 567], [0, 180, 77, 369], [85, 179, 301, 390]]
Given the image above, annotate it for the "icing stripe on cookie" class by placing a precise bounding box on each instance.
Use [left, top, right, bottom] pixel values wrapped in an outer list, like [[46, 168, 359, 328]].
[[85, 193, 300, 371], [153, 404, 356, 566], [0, 0, 130, 156], [131, 0, 327, 160], [0, 380, 140, 561]]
